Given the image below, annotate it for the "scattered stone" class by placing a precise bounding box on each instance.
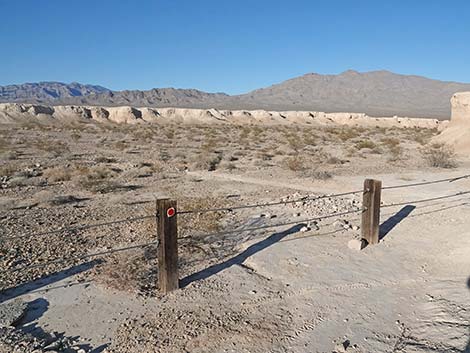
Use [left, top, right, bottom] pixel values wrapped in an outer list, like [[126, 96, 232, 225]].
[[347, 238, 368, 251]]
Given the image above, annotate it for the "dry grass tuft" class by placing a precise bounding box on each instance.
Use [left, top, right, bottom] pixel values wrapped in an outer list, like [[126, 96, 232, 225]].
[[94, 248, 157, 295]]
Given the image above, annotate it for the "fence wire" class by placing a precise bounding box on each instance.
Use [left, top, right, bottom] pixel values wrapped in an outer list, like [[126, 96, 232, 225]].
[[381, 190, 470, 209], [3, 214, 155, 241], [5, 239, 159, 274], [177, 190, 363, 215], [383, 174, 470, 190], [184, 208, 363, 240]]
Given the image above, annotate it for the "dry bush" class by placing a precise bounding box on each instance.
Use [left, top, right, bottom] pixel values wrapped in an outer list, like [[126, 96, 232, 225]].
[[407, 127, 438, 145], [95, 156, 117, 163], [355, 139, 376, 150], [338, 129, 362, 142], [43, 166, 72, 182], [221, 162, 236, 171], [303, 134, 317, 146], [381, 137, 401, 148], [326, 156, 344, 165], [256, 151, 274, 161], [1, 151, 18, 160], [0, 164, 20, 177], [73, 165, 122, 193], [70, 132, 81, 141], [283, 156, 306, 171], [94, 248, 157, 295], [179, 197, 224, 235], [304, 169, 333, 180], [201, 138, 219, 152], [163, 128, 175, 140], [388, 145, 404, 162], [421, 143, 457, 168], [132, 128, 156, 142], [34, 139, 70, 157], [190, 153, 222, 171], [113, 141, 129, 151]]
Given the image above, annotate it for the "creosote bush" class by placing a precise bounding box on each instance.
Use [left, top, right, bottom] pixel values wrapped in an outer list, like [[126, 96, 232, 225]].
[[421, 143, 457, 168], [283, 156, 306, 171]]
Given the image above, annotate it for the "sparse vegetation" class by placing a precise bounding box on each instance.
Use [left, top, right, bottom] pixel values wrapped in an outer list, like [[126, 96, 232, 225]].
[[355, 139, 376, 150], [421, 143, 457, 168], [43, 166, 73, 182], [283, 156, 306, 171]]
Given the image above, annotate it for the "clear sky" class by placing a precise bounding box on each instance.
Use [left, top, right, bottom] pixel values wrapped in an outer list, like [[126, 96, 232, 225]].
[[1, 0, 469, 94]]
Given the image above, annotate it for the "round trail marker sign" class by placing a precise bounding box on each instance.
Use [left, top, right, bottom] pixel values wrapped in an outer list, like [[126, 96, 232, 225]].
[[167, 207, 176, 218]]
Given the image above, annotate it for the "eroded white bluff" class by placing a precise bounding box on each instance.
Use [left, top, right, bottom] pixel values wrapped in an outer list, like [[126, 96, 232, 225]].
[[0, 103, 446, 130], [433, 92, 470, 155]]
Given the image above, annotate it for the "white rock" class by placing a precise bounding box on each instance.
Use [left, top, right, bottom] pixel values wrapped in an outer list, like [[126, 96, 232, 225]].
[[347, 238, 367, 251]]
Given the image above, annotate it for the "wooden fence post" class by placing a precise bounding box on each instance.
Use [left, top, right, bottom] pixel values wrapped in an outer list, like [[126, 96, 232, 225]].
[[156, 198, 179, 293], [361, 179, 382, 245]]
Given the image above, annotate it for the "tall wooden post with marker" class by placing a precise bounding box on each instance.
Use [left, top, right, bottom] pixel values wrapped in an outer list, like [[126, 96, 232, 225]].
[[361, 179, 382, 245], [156, 198, 179, 293]]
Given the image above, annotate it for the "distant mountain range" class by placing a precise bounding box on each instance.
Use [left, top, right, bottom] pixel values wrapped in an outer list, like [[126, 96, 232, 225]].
[[2, 70, 470, 119]]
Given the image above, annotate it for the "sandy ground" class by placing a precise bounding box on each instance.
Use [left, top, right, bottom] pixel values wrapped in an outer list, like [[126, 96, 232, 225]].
[[1, 122, 469, 352]]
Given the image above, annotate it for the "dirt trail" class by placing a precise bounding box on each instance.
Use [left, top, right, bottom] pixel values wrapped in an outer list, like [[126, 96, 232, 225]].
[[3, 169, 470, 352]]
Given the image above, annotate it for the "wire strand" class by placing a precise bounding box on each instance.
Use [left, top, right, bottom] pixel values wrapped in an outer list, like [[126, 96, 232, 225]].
[[5, 239, 159, 274], [184, 208, 362, 239], [178, 190, 363, 215], [381, 190, 470, 208], [3, 214, 155, 241], [383, 174, 470, 190]]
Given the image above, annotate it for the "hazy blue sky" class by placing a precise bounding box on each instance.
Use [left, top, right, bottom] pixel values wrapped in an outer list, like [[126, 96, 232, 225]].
[[1, 0, 469, 93]]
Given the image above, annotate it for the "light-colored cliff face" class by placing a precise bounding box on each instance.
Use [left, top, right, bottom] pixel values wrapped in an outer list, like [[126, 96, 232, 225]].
[[433, 92, 470, 154], [0, 103, 446, 130]]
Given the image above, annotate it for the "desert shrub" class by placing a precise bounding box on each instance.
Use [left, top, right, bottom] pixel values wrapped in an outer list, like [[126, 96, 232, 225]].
[[113, 141, 129, 151], [201, 138, 219, 152], [43, 166, 72, 182], [355, 140, 376, 150], [286, 135, 305, 152], [34, 139, 70, 157], [70, 132, 81, 141], [190, 153, 222, 171], [306, 170, 333, 180], [179, 197, 224, 234], [95, 156, 118, 163], [303, 134, 317, 146], [1, 151, 18, 160], [222, 162, 236, 171], [94, 248, 157, 295], [388, 145, 404, 162], [0, 164, 20, 177], [421, 143, 457, 168], [326, 156, 344, 165], [381, 137, 401, 148], [73, 166, 122, 193], [256, 152, 274, 161], [163, 128, 175, 140], [283, 156, 306, 171], [338, 128, 362, 142]]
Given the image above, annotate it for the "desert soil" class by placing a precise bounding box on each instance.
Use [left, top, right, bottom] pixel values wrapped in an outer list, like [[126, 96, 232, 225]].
[[1, 120, 469, 352]]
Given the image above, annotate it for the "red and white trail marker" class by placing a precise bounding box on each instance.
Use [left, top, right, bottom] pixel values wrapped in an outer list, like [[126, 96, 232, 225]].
[[166, 207, 176, 218]]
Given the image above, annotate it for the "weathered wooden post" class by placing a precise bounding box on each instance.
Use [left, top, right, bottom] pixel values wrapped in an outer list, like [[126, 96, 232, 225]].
[[361, 179, 382, 245], [156, 198, 179, 293]]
